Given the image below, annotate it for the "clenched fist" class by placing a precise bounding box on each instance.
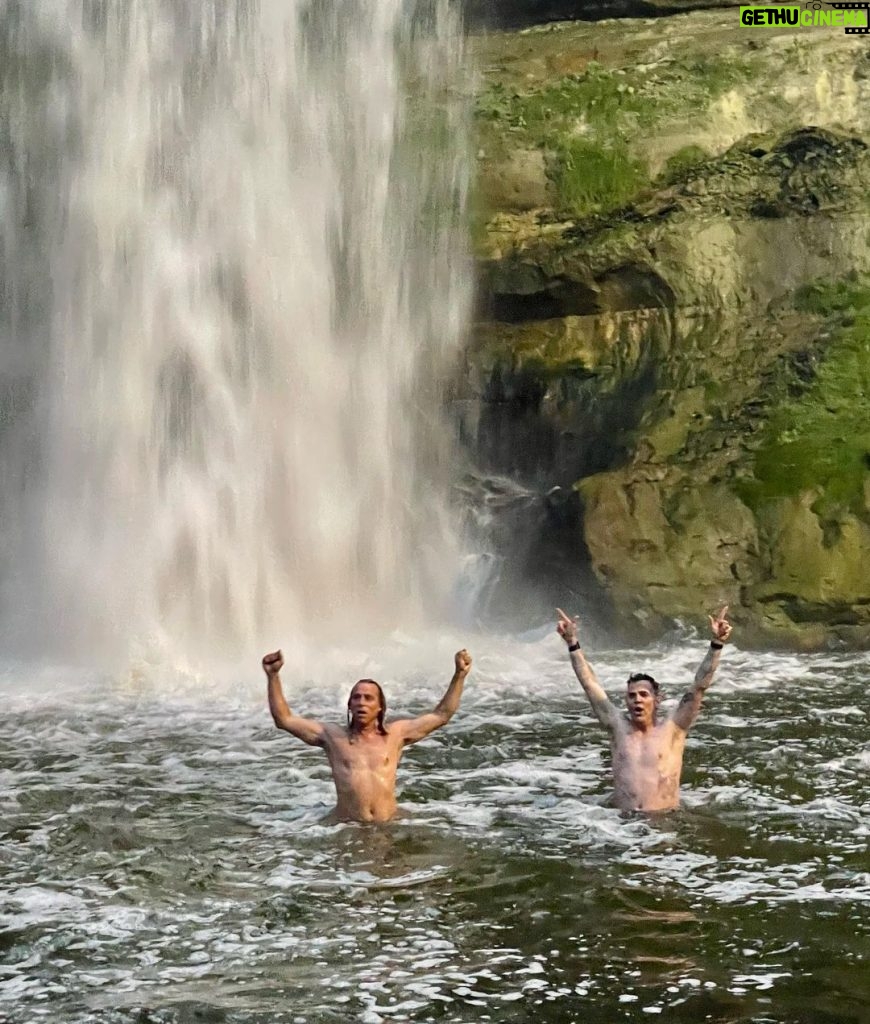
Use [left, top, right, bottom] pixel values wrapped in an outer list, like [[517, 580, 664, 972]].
[[262, 650, 284, 677]]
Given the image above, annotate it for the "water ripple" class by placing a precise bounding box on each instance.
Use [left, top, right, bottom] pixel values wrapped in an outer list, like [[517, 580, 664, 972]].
[[0, 642, 868, 1021]]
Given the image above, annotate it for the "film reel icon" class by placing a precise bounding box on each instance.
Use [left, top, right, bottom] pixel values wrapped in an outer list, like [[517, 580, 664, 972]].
[[823, 0, 870, 32]]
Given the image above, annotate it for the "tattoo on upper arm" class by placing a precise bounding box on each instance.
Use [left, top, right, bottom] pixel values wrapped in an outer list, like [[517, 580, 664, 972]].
[[679, 691, 694, 707]]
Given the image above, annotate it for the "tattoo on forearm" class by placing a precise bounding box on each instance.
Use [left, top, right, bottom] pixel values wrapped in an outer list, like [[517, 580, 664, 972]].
[[693, 648, 718, 688]]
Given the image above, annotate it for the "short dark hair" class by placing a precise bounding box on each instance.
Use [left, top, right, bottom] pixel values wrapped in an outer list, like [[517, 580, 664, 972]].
[[347, 679, 388, 735], [627, 672, 659, 694]]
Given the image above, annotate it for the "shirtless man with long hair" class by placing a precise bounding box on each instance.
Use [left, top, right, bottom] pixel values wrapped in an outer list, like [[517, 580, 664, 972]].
[[262, 648, 472, 822], [557, 607, 733, 811]]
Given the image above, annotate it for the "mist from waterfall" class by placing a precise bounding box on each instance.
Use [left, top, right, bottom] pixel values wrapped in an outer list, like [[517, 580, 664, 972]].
[[0, 0, 471, 671]]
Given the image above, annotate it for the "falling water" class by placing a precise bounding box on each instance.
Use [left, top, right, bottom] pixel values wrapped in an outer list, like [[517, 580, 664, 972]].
[[0, 0, 471, 668]]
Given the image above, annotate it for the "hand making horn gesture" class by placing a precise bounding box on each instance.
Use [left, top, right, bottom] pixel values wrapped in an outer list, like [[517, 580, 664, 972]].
[[708, 606, 733, 644], [556, 607, 580, 646]]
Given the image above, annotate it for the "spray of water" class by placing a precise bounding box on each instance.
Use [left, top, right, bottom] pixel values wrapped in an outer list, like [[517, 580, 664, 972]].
[[0, 0, 471, 671]]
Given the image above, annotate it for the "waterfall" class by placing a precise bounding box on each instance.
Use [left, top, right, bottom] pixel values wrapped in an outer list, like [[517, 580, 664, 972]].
[[0, 0, 471, 669]]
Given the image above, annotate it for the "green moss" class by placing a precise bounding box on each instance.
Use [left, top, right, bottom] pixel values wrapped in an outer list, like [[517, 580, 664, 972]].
[[474, 83, 518, 124], [474, 52, 755, 220], [738, 281, 870, 517], [794, 278, 870, 315], [468, 192, 493, 252], [510, 64, 655, 136], [519, 354, 595, 380], [552, 139, 647, 217], [659, 144, 710, 184], [670, 54, 753, 98], [645, 388, 707, 460], [474, 55, 754, 150], [474, 71, 648, 168]]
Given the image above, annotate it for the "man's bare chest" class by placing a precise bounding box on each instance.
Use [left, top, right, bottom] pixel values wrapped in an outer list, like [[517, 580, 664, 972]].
[[327, 736, 401, 775], [615, 726, 682, 767]]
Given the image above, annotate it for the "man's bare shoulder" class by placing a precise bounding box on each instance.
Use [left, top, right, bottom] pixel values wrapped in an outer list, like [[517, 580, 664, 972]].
[[380, 720, 416, 749], [610, 713, 632, 737], [319, 723, 350, 747]]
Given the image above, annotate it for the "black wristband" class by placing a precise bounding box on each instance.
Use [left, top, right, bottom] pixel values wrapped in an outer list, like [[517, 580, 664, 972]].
[[568, 642, 581, 652], [710, 640, 724, 650]]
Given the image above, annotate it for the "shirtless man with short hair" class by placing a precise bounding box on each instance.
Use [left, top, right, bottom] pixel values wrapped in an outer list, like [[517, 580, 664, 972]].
[[556, 606, 733, 812], [262, 648, 472, 823]]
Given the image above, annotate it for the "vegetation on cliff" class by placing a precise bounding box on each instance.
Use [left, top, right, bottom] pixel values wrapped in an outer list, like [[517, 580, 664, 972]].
[[475, 53, 752, 216], [743, 281, 870, 518], [463, 10, 870, 648]]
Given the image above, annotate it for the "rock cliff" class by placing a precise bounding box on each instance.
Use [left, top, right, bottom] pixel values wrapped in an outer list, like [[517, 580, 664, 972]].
[[462, 10, 870, 648]]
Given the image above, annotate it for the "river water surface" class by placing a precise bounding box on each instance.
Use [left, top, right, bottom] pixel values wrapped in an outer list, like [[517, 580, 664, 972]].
[[2, 636, 867, 1023]]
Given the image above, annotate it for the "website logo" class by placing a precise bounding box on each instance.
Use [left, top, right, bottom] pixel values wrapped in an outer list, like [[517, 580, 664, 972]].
[[739, 2, 870, 34]]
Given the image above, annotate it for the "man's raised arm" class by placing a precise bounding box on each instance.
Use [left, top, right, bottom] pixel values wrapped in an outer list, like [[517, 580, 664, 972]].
[[671, 606, 733, 732], [556, 608, 618, 731], [262, 650, 326, 746], [393, 649, 472, 745]]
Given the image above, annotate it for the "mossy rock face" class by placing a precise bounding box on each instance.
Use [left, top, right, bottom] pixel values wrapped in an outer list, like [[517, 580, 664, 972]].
[[463, 10, 870, 647], [736, 285, 870, 520], [477, 126, 870, 300], [466, 309, 669, 482], [754, 494, 870, 605], [463, 180, 870, 646], [472, 10, 870, 232], [552, 283, 870, 649], [745, 494, 870, 648], [477, 147, 551, 212], [579, 472, 870, 649], [578, 471, 758, 637]]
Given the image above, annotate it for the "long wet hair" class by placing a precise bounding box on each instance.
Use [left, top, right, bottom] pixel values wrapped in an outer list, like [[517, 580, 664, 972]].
[[347, 679, 388, 735]]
